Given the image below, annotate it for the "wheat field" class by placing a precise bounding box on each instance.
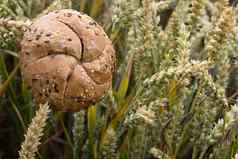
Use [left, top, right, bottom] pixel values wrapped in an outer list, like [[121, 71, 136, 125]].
[[1, 0, 238, 159]]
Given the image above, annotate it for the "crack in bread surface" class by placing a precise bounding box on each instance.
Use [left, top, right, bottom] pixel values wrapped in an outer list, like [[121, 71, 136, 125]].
[[56, 18, 109, 85], [57, 20, 84, 60]]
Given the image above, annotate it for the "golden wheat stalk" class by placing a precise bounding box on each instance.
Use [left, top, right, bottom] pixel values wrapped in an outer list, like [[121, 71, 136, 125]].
[[18, 103, 50, 159]]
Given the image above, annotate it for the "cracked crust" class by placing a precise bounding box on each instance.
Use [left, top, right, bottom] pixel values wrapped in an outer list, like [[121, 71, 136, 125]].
[[20, 9, 116, 111]]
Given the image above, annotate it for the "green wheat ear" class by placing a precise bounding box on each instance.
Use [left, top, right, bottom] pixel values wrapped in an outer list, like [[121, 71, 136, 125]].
[[18, 103, 50, 159]]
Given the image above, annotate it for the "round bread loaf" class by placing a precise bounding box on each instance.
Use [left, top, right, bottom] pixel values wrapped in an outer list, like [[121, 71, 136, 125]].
[[20, 9, 116, 111]]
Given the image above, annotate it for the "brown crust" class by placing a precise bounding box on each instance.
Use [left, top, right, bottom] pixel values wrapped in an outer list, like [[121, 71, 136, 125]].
[[20, 9, 116, 112]]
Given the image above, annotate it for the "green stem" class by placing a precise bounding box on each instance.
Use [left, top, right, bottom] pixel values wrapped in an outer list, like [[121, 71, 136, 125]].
[[9, 99, 26, 130], [80, 0, 87, 12], [192, 146, 199, 159], [90, 0, 104, 18], [87, 106, 97, 159], [59, 114, 74, 148], [0, 62, 20, 97]]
